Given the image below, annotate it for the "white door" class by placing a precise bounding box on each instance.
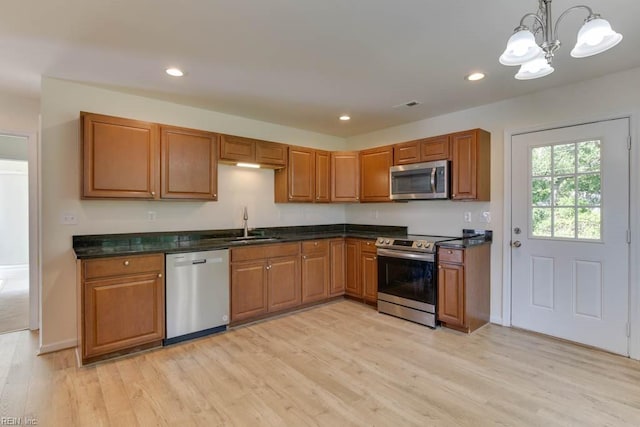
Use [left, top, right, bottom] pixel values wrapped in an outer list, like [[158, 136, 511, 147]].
[[511, 118, 630, 355]]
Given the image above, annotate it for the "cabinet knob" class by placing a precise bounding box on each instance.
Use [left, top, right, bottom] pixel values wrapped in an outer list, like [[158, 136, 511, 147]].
[[438, 265, 442, 269], [158, 273, 163, 278], [214, 194, 217, 198], [314, 242, 318, 246], [373, 256, 377, 260], [123, 260, 130, 266], [266, 265, 271, 270], [151, 191, 155, 196], [452, 194, 455, 197], [303, 255, 307, 259]]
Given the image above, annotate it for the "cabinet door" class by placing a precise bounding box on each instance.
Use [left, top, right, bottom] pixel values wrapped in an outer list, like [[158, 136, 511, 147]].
[[160, 126, 218, 200], [421, 135, 450, 162], [345, 239, 361, 297], [231, 260, 268, 321], [331, 151, 360, 202], [301, 252, 329, 303], [81, 112, 159, 199], [329, 239, 346, 296], [360, 146, 393, 202], [84, 272, 164, 358], [268, 255, 301, 312], [361, 242, 378, 302], [315, 150, 330, 203], [438, 263, 465, 327], [393, 141, 420, 165], [451, 129, 490, 201], [288, 146, 315, 202], [219, 134, 255, 162], [256, 140, 287, 167]]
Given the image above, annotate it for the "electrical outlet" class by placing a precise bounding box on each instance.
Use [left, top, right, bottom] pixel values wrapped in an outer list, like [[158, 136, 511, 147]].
[[147, 211, 157, 221], [464, 212, 472, 223], [61, 211, 78, 225], [481, 211, 492, 223]]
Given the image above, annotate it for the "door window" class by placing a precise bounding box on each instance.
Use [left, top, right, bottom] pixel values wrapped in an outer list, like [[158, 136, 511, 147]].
[[530, 140, 601, 240]]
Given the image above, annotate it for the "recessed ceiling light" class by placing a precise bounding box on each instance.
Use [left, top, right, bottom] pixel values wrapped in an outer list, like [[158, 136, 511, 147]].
[[339, 115, 351, 121], [466, 72, 485, 81], [166, 68, 184, 77]]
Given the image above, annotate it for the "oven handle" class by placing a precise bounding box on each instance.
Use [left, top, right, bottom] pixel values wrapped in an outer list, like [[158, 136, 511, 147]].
[[376, 248, 434, 262]]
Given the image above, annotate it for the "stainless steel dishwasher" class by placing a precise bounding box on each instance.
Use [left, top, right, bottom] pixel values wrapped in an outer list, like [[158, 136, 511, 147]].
[[164, 249, 229, 345]]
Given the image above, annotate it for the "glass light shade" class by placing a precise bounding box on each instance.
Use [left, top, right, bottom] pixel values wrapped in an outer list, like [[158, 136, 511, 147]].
[[515, 55, 554, 80], [570, 18, 623, 58], [499, 29, 542, 66]]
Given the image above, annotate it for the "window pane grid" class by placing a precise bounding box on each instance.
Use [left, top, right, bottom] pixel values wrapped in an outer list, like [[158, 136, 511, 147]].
[[530, 140, 601, 241]]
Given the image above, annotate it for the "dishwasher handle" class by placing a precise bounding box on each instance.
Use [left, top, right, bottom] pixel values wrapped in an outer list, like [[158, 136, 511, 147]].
[[192, 259, 207, 264]]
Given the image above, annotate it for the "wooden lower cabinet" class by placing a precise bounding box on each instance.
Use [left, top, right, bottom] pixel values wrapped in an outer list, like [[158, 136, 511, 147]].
[[79, 254, 165, 363], [437, 244, 490, 333], [329, 238, 346, 296], [301, 240, 329, 303], [345, 238, 377, 303], [231, 243, 300, 322], [230, 260, 269, 321], [267, 255, 301, 312], [360, 241, 378, 303], [345, 239, 361, 297]]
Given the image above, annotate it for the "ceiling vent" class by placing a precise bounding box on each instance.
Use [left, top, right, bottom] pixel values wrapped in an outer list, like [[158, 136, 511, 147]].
[[392, 100, 423, 109]]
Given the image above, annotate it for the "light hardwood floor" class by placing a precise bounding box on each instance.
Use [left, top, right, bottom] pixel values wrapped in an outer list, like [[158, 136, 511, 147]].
[[1, 300, 639, 426]]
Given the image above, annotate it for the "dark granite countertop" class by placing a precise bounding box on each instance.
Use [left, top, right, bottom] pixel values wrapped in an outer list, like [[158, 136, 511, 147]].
[[73, 224, 408, 259], [437, 229, 493, 249]]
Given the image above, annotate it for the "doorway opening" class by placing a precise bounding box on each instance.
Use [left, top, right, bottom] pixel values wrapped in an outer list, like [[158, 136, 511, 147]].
[[0, 134, 31, 334]]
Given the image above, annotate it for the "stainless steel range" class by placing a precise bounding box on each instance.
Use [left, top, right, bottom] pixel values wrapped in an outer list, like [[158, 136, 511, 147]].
[[376, 235, 457, 328]]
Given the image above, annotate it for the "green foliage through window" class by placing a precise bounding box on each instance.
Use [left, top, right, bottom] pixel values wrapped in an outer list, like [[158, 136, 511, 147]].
[[530, 140, 601, 240]]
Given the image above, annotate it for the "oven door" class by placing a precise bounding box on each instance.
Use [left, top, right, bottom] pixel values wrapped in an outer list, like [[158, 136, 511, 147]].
[[376, 248, 436, 312]]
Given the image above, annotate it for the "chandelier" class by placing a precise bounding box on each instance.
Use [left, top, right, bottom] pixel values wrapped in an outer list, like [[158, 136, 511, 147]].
[[499, 0, 622, 80]]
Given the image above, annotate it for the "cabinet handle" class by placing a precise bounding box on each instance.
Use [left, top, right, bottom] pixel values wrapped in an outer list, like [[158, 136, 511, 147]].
[[123, 260, 130, 266], [158, 273, 163, 278], [447, 250, 453, 254]]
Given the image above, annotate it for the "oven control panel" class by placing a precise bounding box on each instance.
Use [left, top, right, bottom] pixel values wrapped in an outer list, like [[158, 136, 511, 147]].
[[376, 237, 434, 252]]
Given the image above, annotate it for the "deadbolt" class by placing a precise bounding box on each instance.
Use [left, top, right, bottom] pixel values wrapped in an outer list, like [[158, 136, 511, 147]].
[[514, 227, 521, 234]]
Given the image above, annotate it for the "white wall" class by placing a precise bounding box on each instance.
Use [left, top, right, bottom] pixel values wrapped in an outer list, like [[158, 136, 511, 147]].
[[0, 91, 39, 134], [0, 159, 29, 266], [39, 78, 346, 351], [346, 67, 640, 357]]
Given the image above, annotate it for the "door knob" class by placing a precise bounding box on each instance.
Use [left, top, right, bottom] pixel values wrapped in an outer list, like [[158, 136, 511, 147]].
[[511, 240, 522, 248]]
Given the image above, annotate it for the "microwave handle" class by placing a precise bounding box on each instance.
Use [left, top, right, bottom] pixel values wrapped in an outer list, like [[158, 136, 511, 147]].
[[430, 168, 436, 193]]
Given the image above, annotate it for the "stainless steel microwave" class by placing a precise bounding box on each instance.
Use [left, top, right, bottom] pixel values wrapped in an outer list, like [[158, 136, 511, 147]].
[[389, 160, 450, 200]]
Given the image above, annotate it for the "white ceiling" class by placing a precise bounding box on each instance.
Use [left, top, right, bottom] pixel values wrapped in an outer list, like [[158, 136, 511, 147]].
[[2, 0, 639, 137]]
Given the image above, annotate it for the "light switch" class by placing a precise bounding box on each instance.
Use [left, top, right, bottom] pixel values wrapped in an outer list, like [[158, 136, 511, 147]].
[[61, 211, 78, 225]]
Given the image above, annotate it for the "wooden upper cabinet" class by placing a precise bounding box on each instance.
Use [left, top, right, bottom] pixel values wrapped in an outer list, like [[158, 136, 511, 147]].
[[255, 140, 287, 167], [81, 112, 159, 199], [421, 135, 450, 162], [331, 151, 359, 202], [315, 150, 330, 203], [160, 126, 218, 200], [219, 134, 254, 162], [393, 140, 420, 165], [360, 145, 393, 202], [219, 134, 286, 167], [288, 146, 315, 201], [451, 129, 491, 201], [275, 145, 316, 203]]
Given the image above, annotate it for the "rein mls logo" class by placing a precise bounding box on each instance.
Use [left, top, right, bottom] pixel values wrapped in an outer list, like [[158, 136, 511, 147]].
[[0, 417, 38, 425]]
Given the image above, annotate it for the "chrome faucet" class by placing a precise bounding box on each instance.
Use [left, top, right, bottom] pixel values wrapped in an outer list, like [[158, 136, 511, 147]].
[[242, 206, 249, 238]]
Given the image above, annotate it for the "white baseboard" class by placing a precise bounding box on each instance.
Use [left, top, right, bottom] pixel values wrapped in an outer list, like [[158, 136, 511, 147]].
[[39, 338, 77, 355], [490, 315, 504, 325]]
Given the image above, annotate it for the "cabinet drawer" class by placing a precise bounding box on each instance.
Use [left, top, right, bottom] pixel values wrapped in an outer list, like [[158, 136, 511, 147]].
[[360, 239, 377, 253], [84, 254, 164, 280], [231, 242, 300, 262], [301, 239, 329, 254], [438, 248, 464, 264]]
